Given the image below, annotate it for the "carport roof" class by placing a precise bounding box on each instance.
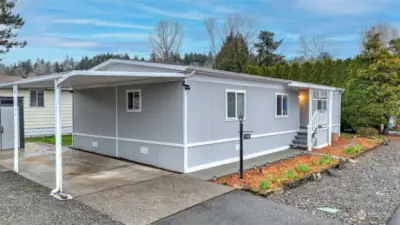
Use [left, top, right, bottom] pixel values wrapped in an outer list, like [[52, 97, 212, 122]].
[[0, 70, 189, 89]]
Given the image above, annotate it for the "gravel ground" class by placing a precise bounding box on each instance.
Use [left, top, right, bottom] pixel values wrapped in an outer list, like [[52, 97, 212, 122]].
[[0, 170, 122, 225], [269, 139, 400, 225]]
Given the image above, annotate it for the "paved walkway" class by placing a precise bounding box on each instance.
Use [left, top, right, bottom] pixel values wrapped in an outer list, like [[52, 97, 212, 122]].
[[155, 190, 342, 225]]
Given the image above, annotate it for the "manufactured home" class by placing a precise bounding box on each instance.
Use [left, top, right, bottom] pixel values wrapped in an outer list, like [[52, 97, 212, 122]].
[[0, 59, 343, 189]]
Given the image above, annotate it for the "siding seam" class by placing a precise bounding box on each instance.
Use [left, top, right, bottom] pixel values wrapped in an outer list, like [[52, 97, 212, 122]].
[[73, 132, 184, 147], [187, 129, 299, 147], [186, 145, 290, 173]]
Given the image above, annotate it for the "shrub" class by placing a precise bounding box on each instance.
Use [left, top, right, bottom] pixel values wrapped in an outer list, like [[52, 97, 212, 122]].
[[311, 160, 320, 165], [284, 169, 297, 179], [269, 175, 277, 182], [295, 164, 310, 173], [259, 179, 270, 190], [358, 127, 379, 137], [344, 144, 363, 155], [319, 155, 334, 164]]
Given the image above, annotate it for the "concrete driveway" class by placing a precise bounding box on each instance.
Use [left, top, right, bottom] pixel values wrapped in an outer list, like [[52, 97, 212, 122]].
[[0, 143, 232, 225]]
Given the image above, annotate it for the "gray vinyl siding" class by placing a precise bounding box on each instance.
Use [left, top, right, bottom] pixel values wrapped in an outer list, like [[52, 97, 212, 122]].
[[187, 133, 296, 168], [186, 76, 299, 169], [186, 79, 299, 144], [73, 87, 116, 137], [72, 81, 184, 172], [117, 82, 183, 144], [73, 135, 117, 157], [332, 91, 341, 134], [118, 141, 184, 172]]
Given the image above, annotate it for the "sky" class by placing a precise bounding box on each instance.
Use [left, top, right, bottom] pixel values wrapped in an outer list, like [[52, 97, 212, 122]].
[[3, 0, 400, 64]]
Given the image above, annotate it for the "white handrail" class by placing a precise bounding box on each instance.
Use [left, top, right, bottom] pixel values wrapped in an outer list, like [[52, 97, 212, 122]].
[[307, 110, 319, 151]]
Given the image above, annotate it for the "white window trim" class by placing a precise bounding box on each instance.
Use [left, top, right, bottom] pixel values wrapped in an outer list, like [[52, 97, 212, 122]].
[[275, 93, 289, 118], [29, 89, 45, 107], [225, 89, 247, 121], [126, 89, 142, 112]]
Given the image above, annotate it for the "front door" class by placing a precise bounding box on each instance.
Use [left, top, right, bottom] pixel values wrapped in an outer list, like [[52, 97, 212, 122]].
[[0, 107, 16, 150]]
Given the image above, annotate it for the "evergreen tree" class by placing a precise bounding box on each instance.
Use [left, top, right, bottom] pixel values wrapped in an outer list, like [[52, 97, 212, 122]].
[[215, 33, 249, 73], [288, 62, 301, 81], [253, 30, 284, 66], [0, 0, 27, 57], [300, 61, 314, 82]]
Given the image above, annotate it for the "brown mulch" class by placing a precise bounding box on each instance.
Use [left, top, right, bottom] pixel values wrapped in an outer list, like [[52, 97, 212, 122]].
[[213, 154, 339, 190], [313, 136, 384, 158]]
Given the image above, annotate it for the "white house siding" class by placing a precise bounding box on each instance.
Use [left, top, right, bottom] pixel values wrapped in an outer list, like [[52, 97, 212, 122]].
[[0, 89, 73, 136]]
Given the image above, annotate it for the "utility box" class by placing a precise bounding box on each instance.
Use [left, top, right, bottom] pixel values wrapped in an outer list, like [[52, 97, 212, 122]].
[[0, 97, 24, 149]]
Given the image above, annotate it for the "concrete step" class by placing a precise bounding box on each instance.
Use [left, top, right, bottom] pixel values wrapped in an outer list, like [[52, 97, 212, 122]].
[[297, 132, 308, 137]]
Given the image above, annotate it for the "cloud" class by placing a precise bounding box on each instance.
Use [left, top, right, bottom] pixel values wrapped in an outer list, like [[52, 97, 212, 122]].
[[53, 19, 153, 30], [324, 34, 359, 42], [92, 33, 149, 39], [132, 3, 208, 20], [295, 0, 387, 15]]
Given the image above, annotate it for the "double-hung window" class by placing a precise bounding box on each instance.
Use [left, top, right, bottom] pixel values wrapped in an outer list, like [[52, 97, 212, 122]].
[[226, 90, 246, 120], [276, 93, 289, 117], [126, 89, 142, 112], [316, 90, 328, 111], [30, 89, 44, 107]]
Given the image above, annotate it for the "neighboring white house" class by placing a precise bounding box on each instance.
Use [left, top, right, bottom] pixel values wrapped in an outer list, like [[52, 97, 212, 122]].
[[0, 75, 72, 137]]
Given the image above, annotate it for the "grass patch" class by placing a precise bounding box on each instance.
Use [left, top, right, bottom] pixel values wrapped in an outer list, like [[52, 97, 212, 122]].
[[319, 155, 334, 164], [259, 179, 270, 190], [295, 163, 310, 173], [25, 135, 72, 146], [311, 160, 320, 165], [344, 144, 363, 155]]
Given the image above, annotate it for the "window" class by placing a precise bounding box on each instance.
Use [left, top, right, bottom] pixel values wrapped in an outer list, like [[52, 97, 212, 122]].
[[276, 93, 289, 117], [316, 90, 328, 111], [30, 90, 44, 107], [226, 90, 246, 120], [126, 89, 142, 112]]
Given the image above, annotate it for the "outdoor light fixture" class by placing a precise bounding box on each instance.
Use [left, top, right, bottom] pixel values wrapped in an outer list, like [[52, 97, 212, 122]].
[[238, 113, 244, 122], [181, 81, 190, 90]]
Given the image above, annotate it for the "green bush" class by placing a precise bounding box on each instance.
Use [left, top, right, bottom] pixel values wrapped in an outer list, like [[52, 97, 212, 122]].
[[311, 160, 320, 165], [319, 155, 334, 164], [284, 169, 297, 179], [259, 179, 270, 190], [295, 164, 310, 173], [358, 127, 379, 137], [344, 144, 363, 155]]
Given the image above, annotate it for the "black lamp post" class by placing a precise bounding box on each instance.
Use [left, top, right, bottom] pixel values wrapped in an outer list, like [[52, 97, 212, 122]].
[[238, 113, 244, 179]]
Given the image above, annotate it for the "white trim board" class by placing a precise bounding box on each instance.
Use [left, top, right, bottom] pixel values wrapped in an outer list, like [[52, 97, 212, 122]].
[[72, 133, 184, 148], [314, 143, 329, 149], [332, 124, 340, 127], [187, 130, 298, 147], [186, 145, 290, 173]]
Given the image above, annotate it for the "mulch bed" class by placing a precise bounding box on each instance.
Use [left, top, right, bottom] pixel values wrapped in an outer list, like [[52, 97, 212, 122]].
[[313, 136, 384, 159], [213, 154, 339, 191]]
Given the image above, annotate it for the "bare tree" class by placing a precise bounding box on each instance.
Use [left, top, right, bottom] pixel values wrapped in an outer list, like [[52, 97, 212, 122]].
[[362, 23, 400, 47], [149, 20, 183, 62], [204, 17, 217, 56], [204, 13, 255, 56], [297, 35, 328, 60]]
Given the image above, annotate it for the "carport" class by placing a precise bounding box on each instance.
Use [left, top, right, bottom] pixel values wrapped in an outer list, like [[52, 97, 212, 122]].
[[0, 69, 189, 196]]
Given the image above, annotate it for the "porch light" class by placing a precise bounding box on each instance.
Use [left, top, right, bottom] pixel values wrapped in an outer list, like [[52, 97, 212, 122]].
[[238, 113, 244, 122]]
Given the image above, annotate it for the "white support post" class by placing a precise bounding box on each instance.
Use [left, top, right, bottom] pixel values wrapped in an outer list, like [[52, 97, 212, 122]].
[[13, 85, 19, 173], [308, 89, 312, 151], [53, 80, 63, 193], [183, 82, 188, 173], [328, 90, 333, 145]]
